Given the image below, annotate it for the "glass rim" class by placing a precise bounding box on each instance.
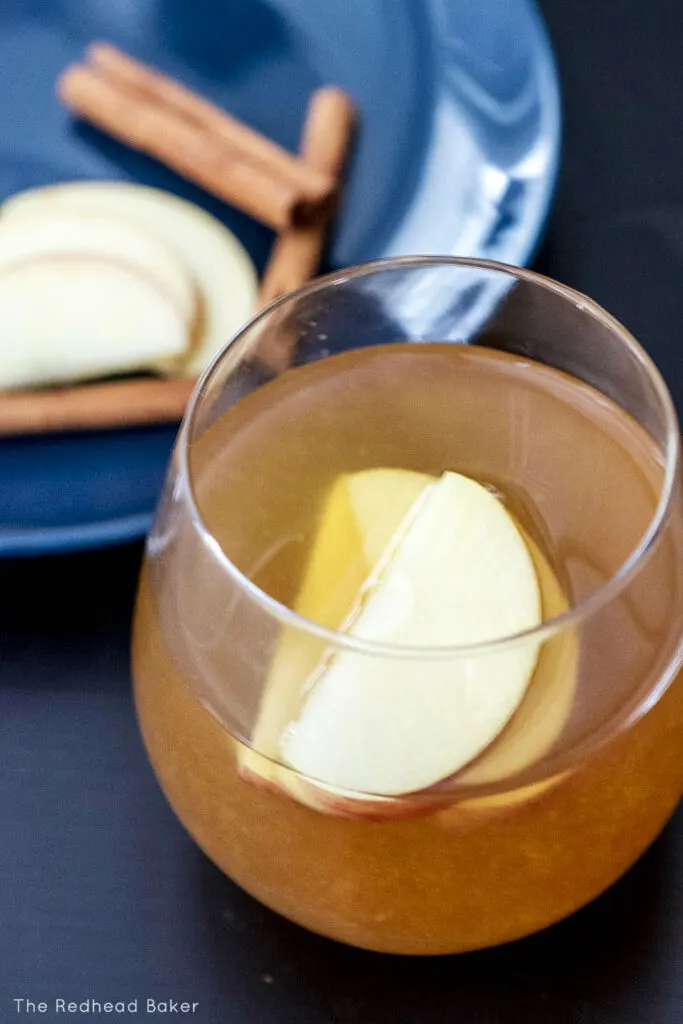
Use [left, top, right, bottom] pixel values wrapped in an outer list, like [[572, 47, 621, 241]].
[[177, 255, 681, 660]]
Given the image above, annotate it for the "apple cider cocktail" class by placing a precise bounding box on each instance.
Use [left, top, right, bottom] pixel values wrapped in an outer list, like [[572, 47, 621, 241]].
[[133, 259, 683, 954]]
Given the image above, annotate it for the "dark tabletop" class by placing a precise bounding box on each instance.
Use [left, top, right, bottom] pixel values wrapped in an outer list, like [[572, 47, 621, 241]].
[[3, 1, 683, 1021]]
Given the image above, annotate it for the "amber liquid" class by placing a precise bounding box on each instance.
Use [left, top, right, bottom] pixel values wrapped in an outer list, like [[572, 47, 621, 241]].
[[133, 344, 683, 953]]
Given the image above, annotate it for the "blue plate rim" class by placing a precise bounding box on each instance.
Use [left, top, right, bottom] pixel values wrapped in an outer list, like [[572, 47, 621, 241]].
[[369, 0, 562, 272], [0, 512, 153, 557], [509, 0, 562, 270]]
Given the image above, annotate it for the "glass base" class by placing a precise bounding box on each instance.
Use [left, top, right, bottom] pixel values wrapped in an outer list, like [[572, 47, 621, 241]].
[[133, 577, 683, 955]]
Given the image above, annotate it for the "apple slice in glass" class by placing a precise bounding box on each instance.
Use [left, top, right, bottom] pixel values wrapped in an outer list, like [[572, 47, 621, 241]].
[[240, 469, 574, 819]]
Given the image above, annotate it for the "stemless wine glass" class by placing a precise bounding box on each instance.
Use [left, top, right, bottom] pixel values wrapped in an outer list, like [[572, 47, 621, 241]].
[[133, 258, 683, 955]]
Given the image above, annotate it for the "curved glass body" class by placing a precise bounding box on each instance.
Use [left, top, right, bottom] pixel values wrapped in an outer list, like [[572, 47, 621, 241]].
[[133, 258, 683, 954]]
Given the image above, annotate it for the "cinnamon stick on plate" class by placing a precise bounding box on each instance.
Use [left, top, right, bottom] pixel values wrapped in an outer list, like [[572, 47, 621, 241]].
[[0, 376, 197, 437], [256, 87, 356, 372], [58, 51, 336, 231], [87, 44, 332, 204], [259, 88, 356, 305], [1, 68, 356, 434]]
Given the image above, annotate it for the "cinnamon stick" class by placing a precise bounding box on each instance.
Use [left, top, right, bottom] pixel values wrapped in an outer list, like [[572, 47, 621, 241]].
[[255, 88, 355, 372], [87, 43, 332, 204], [0, 376, 197, 436], [259, 87, 356, 305], [58, 64, 332, 231]]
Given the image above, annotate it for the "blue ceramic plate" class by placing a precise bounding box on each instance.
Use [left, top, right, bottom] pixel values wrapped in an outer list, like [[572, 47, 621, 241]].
[[0, 0, 560, 556]]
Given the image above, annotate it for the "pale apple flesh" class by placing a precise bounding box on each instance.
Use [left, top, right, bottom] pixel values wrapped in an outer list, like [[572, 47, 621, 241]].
[[1, 182, 258, 377], [281, 472, 542, 795], [248, 469, 432, 766], [239, 468, 576, 820], [0, 256, 188, 389], [0, 210, 196, 323], [241, 468, 444, 820], [455, 529, 578, 788]]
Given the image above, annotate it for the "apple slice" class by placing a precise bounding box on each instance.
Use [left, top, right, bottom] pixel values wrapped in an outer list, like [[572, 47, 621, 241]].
[[455, 529, 578, 789], [240, 468, 578, 819], [0, 256, 187, 389], [2, 182, 258, 376], [243, 469, 432, 793], [0, 210, 196, 329], [433, 531, 578, 823], [281, 472, 542, 796]]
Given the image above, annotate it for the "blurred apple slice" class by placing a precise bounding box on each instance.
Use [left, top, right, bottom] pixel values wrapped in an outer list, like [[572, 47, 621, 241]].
[[2, 182, 258, 376], [0, 256, 187, 389], [0, 210, 196, 330]]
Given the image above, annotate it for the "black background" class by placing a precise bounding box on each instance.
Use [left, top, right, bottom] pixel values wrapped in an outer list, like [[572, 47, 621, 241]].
[[3, 1, 683, 1021]]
